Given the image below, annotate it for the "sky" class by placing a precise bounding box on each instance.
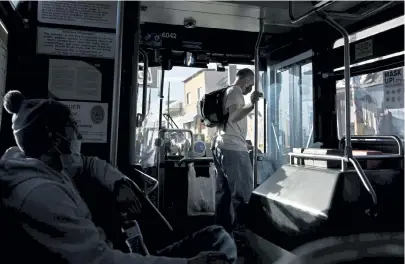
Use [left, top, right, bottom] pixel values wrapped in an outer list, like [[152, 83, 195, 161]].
[[139, 63, 223, 115], [138, 66, 200, 115]]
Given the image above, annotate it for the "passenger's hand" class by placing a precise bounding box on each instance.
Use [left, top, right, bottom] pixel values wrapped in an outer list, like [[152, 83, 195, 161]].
[[188, 251, 230, 264], [250, 91, 262, 104], [116, 183, 142, 218]]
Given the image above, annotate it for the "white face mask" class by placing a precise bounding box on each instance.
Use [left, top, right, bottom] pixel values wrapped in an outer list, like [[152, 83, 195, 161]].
[[55, 132, 82, 155], [53, 133, 83, 173], [69, 139, 82, 155]]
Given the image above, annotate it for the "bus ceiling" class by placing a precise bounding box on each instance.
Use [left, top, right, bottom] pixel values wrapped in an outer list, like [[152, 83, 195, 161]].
[[139, 1, 403, 66]]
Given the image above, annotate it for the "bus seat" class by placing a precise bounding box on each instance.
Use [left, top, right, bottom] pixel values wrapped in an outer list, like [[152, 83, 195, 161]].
[[247, 163, 404, 251]]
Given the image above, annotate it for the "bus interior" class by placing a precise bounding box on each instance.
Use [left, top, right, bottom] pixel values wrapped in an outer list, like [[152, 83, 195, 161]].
[[0, 1, 404, 263]]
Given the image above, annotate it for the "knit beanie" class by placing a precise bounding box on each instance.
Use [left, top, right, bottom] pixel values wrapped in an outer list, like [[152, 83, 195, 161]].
[[3, 90, 71, 157]]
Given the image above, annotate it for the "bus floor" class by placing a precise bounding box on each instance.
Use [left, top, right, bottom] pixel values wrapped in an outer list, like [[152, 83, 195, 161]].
[[238, 229, 296, 263]]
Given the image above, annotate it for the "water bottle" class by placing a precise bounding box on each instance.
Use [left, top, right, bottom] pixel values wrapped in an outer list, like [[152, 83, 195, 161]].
[[121, 219, 149, 255]]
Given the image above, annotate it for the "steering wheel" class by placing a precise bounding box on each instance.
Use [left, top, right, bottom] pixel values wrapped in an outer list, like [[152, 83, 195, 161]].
[[274, 232, 404, 264]]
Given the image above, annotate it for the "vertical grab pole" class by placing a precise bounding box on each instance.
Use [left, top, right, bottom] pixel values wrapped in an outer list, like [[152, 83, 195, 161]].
[[253, 13, 264, 188], [158, 69, 165, 130], [156, 69, 165, 210], [110, 1, 125, 166], [316, 11, 352, 159], [129, 2, 141, 166], [139, 48, 149, 122], [317, 11, 377, 208]]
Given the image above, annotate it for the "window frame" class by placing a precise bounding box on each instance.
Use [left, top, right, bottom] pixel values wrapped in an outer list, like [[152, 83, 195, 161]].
[[265, 50, 314, 165], [186, 92, 191, 105], [197, 87, 202, 101]]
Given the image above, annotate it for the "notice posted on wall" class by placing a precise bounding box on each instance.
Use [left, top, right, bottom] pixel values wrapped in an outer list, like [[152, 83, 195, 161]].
[[354, 39, 373, 61], [48, 59, 102, 101], [37, 27, 115, 59], [61, 101, 108, 143], [383, 68, 404, 109], [38, 1, 117, 29]]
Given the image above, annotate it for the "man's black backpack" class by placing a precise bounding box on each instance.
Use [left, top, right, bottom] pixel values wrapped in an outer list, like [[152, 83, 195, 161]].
[[197, 87, 229, 128]]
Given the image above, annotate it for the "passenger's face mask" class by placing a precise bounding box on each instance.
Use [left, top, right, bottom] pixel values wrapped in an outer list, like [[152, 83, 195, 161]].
[[52, 119, 82, 156], [244, 85, 253, 95], [242, 76, 254, 95], [53, 131, 83, 173], [55, 132, 82, 155]]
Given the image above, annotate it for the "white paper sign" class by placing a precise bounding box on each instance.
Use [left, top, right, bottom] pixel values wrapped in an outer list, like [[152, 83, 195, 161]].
[[48, 59, 102, 101], [383, 68, 404, 109], [355, 39, 373, 61], [37, 27, 115, 59], [38, 1, 117, 29], [61, 101, 108, 143]]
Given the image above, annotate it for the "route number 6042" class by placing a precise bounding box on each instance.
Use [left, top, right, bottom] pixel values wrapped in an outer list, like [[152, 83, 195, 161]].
[[161, 32, 177, 39]]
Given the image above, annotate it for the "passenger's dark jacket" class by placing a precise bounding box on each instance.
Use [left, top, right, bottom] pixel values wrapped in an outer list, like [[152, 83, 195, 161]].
[[0, 147, 186, 264]]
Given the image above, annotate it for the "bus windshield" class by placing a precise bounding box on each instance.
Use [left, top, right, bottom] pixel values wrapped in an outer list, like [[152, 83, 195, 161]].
[[136, 64, 265, 168]]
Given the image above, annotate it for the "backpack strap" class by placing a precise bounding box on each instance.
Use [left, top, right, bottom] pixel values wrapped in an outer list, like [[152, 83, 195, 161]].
[[222, 86, 231, 132]]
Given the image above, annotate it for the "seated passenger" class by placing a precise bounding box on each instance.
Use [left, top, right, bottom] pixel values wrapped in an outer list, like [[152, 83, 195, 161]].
[[0, 90, 237, 264]]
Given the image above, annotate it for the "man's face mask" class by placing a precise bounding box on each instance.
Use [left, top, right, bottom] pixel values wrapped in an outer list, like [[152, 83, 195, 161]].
[[244, 85, 253, 95], [242, 76, 254, 95], [53, 119, 82, 155]]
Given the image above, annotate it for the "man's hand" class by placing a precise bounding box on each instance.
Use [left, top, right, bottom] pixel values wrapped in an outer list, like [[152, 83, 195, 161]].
[[116, 183, 143, 218], [250, 91, 262, 104], [188, 251, 230, 264]]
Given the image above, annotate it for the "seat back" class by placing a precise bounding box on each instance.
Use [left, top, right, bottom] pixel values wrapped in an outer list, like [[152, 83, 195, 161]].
[[247, 162, 404, 251]]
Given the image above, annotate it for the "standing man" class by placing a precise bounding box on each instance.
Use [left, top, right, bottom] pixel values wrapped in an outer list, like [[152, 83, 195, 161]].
[[212, 68, 262, 246]]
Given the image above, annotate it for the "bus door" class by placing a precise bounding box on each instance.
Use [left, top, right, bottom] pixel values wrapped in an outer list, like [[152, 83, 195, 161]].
[[264, 51, 314, 170]]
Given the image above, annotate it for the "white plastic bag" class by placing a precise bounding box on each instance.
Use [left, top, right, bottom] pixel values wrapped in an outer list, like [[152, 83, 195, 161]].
[[187, 162, 216, 216]]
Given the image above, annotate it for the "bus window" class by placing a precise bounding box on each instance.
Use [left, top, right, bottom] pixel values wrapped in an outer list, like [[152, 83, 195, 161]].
[[336, 66, 404, 140], [300, 63, 314, 147], [277, 69, 291, 154]]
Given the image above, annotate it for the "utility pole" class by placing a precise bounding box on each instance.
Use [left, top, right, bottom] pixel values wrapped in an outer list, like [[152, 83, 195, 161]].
[[167, 82, 171, 117]]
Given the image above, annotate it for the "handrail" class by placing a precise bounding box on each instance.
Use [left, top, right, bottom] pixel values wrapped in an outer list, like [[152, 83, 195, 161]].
[[123, 176, 173, 231], [253, 10, 264, 190], [158, 128, 194, 150], [178, 157, 214, 165], [306, 126, 314, 148], [289, 152, 347, 163], [354, 154, 403, 160], [162, 113, 179, 129], [109, 1, 125, 166], [317, 11, 353, 155], [139, 48, 149, 123], [339, 135, 404, 156], [289, 1, 393, 24], [272, 123, 283, 155], [288, 152, 377, 206], [289, 0, 336, 24], [132, 167, 159, 195], [326, 1, 394, 21], [348, 157, 377, 206]]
